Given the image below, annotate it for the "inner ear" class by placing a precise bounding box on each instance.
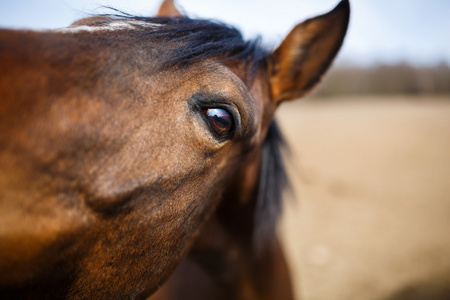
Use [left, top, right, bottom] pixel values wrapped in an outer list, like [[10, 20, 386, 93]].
[[268, 0, 350, 103], [157, 0, 183, 18]]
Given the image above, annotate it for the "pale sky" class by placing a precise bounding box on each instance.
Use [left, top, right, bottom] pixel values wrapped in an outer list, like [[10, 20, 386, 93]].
[[0, 0, 449, 65]]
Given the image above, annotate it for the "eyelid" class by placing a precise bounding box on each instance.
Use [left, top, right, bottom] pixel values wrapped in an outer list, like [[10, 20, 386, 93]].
[[189, 95, 242, 139]]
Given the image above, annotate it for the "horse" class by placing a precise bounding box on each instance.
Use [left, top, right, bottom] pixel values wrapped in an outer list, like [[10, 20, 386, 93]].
[[0, 0, 349, 299]]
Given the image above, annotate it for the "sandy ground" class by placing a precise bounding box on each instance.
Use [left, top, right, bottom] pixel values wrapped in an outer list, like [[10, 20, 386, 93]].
[[277, 96, 450, 300]]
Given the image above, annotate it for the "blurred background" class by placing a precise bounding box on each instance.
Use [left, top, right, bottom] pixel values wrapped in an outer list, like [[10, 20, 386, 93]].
[[1, 1, 449, 299]]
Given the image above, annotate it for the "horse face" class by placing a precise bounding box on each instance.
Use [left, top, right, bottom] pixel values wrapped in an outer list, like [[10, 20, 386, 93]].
[[0, 29, 269, 299], [0, 1, 349, 298], [0, 33, 264, 299]]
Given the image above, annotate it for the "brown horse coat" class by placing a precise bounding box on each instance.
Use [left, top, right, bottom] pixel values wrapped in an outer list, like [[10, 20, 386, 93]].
[[0, 1, 349, 299]]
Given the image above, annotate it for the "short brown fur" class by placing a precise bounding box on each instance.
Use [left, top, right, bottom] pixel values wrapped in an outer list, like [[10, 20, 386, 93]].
[[0, 1, 349, 299]]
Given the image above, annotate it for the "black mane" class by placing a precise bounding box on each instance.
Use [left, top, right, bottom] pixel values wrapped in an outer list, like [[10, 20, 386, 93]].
[[103, 10, 269, 81], [255, 121, 289, 252]]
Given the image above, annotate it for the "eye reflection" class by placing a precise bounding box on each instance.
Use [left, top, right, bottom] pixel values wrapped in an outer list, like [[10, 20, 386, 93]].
[[203, 108, 233, 138]]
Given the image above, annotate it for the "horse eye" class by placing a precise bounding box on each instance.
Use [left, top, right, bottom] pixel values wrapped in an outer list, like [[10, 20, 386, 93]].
[[202, 108, 234, 139]]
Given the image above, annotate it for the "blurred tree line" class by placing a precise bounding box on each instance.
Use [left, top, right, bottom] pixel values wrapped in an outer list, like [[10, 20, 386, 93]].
[[314, 62, 450, 97]]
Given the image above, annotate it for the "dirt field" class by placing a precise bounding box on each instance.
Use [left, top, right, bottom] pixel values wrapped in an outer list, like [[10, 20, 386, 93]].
[[277, 96, 450, 300]]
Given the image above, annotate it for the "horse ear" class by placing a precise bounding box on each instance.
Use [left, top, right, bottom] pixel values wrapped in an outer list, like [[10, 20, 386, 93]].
[[157, 0, 183, 17], [268, 0, 350, 103]]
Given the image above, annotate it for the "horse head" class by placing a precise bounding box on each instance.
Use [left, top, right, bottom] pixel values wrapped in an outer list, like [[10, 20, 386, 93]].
[[0, 1, 349, 298]]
